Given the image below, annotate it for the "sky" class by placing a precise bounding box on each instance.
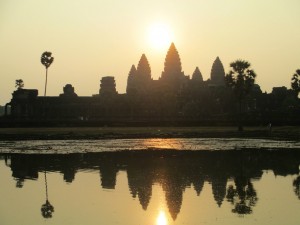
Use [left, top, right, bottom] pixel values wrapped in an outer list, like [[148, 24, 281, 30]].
[[1, 0, 300, 105]]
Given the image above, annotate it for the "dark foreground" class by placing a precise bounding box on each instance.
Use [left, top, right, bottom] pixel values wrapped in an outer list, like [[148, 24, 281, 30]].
[[0, 126, 299, 140]]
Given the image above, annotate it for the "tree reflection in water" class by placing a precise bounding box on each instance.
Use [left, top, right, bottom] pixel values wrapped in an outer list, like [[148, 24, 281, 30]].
[[1, 149, 300, 221], [41, 199, 54, 218], [226, 176, 258, 215], [293, 176, 300, 199], [16, 178, 24, 188], [41, 171, 54, 218]]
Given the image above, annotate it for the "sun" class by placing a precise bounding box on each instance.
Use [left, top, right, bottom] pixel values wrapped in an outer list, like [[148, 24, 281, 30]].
[[147, 23, 173, 51], [156, 210, 168, 225]]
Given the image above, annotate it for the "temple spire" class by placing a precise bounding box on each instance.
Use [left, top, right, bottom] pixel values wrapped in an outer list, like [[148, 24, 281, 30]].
[[128, 64, 137, 77], [210, 57, 225, 86], [136, 54, 151, 80], [127, 54, 152, 95], [161, 43, 184, 80], [192, 67, 203, 82], [126, 64, 137, 94]]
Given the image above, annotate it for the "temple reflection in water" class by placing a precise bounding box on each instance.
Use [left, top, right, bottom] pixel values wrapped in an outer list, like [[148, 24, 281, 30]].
[[2, 149, 300, 221]]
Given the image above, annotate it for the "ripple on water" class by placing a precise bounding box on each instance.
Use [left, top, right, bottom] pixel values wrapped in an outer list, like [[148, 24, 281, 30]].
[[0, 138, 299, 154]]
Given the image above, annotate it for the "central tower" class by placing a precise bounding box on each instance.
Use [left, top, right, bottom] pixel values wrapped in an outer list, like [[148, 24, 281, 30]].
[[159, 43, 188, 95], [161, 43, 185, 81]]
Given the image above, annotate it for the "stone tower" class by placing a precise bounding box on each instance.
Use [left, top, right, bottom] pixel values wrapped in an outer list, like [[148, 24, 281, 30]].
[[126, 54, 152, 95], [126, 64, 137, 94], [160, 43, 187, 93], [161, 43, 185, 81], [192, 67, 203, 82], [136, 54, 151, 81], [210, 57, 225, 86], [60, 84, 77, 97], [99, 76, 117, 96]]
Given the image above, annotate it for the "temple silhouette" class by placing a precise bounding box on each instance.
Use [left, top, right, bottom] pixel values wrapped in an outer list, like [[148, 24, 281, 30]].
[[2, 149, 300, 219], [2, 43, 300, 125]]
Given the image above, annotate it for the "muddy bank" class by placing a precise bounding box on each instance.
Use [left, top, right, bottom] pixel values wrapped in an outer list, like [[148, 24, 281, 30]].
[[0, 126, 299, 141]]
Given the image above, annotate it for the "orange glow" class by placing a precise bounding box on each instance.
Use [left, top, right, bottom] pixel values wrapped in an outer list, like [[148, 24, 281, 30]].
[[142, 138, 183, 149], [156, 210, 168, 225]]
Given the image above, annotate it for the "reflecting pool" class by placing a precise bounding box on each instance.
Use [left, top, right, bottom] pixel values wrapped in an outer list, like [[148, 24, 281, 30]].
[[0, 138, 300, 153], [1, 147, 300, 225]]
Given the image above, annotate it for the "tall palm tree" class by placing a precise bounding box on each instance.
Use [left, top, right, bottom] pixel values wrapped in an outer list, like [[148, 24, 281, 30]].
[[41, 51, 54, 96], [225, 60, 256, 131], [291, 69, 300, 98], [41, 171, 54, 218], [15, 79, 24, 90]]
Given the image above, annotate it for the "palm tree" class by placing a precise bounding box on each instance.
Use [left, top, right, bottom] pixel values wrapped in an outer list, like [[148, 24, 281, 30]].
[[291, 69, 300, 98], [15, 79, 24, 90], [226, 177, 258, 215], [41, 200, 54, 218], [293, 176, 300, 200], [225, 60, 256, 131], [41, 51, 54, 96], [41, 171, 54, 218]]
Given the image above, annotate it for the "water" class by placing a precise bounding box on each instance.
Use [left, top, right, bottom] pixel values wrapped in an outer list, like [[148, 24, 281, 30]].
[[0, 138, 300, 153], [0, 138, 300, 225]]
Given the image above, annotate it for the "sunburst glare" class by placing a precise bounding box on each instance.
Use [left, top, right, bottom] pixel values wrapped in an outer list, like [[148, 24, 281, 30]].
[[147, 23, 173, 51], [156, 210, 168, 225]]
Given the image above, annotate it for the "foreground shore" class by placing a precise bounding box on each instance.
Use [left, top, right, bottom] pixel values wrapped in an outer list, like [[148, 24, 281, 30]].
[[0, 126, 299, 141]]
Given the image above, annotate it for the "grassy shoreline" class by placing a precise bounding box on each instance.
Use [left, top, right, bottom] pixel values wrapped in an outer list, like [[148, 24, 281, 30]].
[[0, 126, 299, 141]]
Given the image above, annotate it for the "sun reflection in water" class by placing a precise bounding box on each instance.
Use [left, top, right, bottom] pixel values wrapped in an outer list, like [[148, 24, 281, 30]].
[[142, 138, 183, 150], [156, 210, 168, 225]]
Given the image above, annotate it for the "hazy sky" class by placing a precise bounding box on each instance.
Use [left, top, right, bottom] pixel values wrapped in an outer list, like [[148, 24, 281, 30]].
[[1, 0, 300, 105]]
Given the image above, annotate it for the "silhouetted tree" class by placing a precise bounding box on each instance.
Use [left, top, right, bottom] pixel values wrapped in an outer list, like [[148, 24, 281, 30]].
[[226, 177, 258, 215], [293, 176, 300, 200], [291, 69, 300, 98], [15, 79, 24, 90], [225, 60, 256, 131], [16, 178, 24, 188], [41, 200, 54, 218], [41, 51, 54, 96], [41, 171, 54, 218]]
